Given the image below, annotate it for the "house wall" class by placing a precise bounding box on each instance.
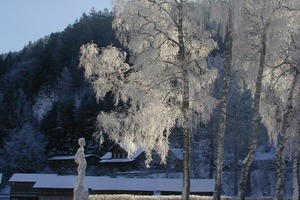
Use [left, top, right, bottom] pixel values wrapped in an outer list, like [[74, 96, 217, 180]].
[[39, 188, 73, 200], [48, 156, 100, 174], [165, 152, 182, 172], [10, 182, 39, 200], [111, 146, 128, 159], [39, 197, 72, 200]]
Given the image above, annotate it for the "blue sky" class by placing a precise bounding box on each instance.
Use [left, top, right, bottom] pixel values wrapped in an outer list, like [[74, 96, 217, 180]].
[[0, 0, 112, 54]]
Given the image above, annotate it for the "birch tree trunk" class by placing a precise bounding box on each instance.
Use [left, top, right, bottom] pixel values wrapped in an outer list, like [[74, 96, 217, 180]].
[[292, 151, 299, 200], [177, 1, 190, 199], [213, 3, 233, 199], [275, 75, 297, 200], [239, 28, 267, 200], [292, 82, 300, 200]]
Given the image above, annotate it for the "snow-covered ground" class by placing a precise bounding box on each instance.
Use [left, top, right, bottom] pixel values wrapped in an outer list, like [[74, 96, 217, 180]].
[[89, 195, 212, 200], [88, 195, 275, 200]]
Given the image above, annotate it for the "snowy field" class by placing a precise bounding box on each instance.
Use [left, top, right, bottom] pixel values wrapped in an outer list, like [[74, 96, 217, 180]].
[[89, 195, 275, 200]]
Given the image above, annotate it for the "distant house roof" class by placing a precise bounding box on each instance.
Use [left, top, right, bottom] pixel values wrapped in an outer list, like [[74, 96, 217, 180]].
[[254, 151, 275, 161], [169, 148, 183, 160], [101, 152, 112, 160], [9, 173, 57, 183], [9, 173, 215, 193], [100, 143, 144, 163], [100, 145, 183, 164], [48, 154, 99, 161], [100, 158, 138, 163]]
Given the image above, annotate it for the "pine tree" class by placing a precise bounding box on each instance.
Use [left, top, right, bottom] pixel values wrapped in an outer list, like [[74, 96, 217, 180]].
[[0, 123, 47, 173]]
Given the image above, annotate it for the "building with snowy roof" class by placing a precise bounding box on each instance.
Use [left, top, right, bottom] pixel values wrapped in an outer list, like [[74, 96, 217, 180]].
[[100, 143, 145, 172], [48, 154, 100, 174], [9, 173, 215, 199], [99, 143, 184, 173]]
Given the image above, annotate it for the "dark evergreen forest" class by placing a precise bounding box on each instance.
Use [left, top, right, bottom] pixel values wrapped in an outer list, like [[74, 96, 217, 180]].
[[0, 9, 117, 173]]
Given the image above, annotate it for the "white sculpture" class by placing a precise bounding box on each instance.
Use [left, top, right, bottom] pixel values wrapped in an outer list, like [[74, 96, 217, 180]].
[[74, 137, 89, 200]]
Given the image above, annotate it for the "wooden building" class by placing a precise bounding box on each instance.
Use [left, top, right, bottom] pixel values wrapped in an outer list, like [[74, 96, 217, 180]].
[[9, 173, 215, 199], [100, 143, 144, 172], [9, 174, 56, 200], [100, 143, 183, 173], [48, 154, 100, 174]]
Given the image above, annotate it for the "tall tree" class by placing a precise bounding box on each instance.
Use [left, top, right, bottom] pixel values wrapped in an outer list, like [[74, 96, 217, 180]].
[[288, 29, 300, 200], [235, 1, 280, 199], [80, 1, 217, 199], [276, 28, 300, 200], [209, 0, 237, 199], [235, 1, 300, 199]]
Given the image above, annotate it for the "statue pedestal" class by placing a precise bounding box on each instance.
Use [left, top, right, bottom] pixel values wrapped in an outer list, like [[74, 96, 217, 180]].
[[74, 185, 89, 200]]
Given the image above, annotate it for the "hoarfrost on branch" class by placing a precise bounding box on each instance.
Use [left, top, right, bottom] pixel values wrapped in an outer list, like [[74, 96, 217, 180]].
[[80, 0, 218, 166]]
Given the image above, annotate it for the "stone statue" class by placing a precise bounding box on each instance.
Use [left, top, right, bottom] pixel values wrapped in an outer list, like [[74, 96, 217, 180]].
[[74, 137, 89, 200]]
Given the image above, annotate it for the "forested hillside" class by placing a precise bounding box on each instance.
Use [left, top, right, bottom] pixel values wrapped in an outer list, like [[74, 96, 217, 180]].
[[0, 9, 117, 172], [0, 2, 299, 199]]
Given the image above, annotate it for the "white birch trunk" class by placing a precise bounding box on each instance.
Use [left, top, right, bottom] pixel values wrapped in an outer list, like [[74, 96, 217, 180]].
[[213, 3, 233, 199], [275, 75, 297, 200], [292, 83, 300, 200], [292, 151, 299, 200], [238, 28, 267, 200], [177, 1, 190, 199]]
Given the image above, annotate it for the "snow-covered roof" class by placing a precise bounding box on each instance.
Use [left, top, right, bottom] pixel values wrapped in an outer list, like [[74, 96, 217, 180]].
[[48, 154, 99, 161], [9, 173, 215, 193], [100, 152, 112, 160], [100, 144, 144, 163], [40, 176, 214, 192], [169, 148, 183, 160], [116, 143, 145, 158], [254, 151, 275, 161], [9, 173, 57, 182], [100, 158, 136, 163], [33, 175, 77, 189]]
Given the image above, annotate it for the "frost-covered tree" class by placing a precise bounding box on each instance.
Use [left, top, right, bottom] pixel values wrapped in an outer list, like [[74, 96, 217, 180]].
[[79, 1, 218, 199], [233, 1, 292, 199], [207, 0, 242, 198], [0, 123, 47, 173], [235, 1, 300, 199], [268, 29, 300, 200], [256, 4, 300, 199], [287, 30, 300, 200]]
